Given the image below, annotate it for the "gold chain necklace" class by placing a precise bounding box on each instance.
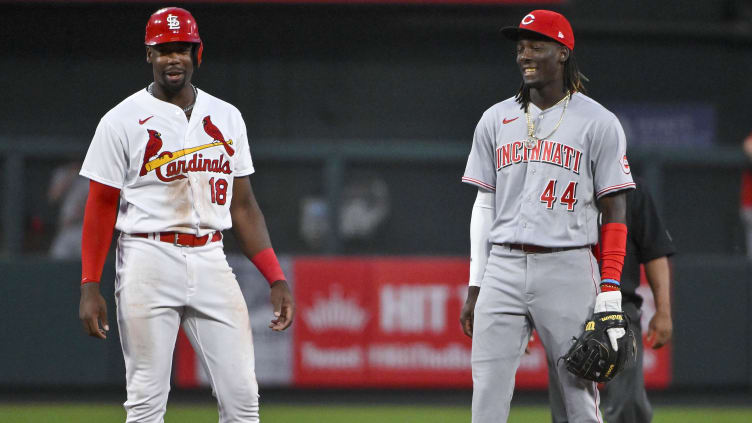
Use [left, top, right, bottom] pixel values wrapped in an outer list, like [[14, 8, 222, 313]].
[[524, 91, 570, 149]]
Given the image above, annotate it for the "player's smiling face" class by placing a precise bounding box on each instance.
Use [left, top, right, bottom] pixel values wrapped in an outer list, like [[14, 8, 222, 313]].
[[516, 34, 567, 89], [147, 42, 195, 94]]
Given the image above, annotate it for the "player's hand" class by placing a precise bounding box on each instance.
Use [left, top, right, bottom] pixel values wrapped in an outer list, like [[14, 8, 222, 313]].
[[79, 282, 109, 339], [743, 135, 752, 159], [646, 310, 672, 349], [524, 333, 535, 354], [594, 290, 625, 351], [459, 286, 480, 338], [269, 280, 294, 331]]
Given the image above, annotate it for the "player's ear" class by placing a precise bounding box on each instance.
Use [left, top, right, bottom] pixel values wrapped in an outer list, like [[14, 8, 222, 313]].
[[146, 46, 153, 64], [559, 46, 570, 63]]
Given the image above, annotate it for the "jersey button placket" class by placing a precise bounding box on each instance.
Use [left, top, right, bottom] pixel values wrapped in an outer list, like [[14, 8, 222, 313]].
[[187, 140, 201, 231], [522, 158, 537, 211]]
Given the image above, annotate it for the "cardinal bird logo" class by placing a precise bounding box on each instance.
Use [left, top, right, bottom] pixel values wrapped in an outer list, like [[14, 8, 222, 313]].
[[140, 129, 164, 176], [139, 126, 234, 182], [202, 115, 235, 156]]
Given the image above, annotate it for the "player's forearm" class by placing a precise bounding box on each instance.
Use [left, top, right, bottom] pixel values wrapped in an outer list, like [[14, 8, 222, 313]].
[[230, 176, 273, 257], [81, 181, 120, 284], [469, 190, 494, 286], [230, 203, 273, 258], [231, 203, 286, 285], [230, 177, 285, 285], [596, 192, 628, 292], [232, 212, 272, 258], [645, 256, 672, 314]]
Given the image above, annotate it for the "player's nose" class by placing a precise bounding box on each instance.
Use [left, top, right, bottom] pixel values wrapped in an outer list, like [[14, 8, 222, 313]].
[[517, 49, 532, 63], [164, 50, 184, 63]]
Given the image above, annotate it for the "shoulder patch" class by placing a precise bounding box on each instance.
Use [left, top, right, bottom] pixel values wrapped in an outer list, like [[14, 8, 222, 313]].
[[621, 154, 631, 174]]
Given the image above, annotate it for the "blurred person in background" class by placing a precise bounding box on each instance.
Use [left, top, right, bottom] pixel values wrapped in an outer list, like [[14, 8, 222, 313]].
[[300, 174, 390, 251], [48, 161, 88, 259], [548, 177, 675, 423], [741, 132, 752, 259]]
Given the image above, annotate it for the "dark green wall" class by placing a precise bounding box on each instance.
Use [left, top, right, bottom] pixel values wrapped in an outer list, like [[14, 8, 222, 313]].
[[2, 1, 751, 144], [0, 260, 124, 386], [671, 256, 752, 388]]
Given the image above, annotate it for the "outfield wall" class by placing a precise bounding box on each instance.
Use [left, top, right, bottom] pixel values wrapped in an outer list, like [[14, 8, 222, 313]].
[[1, 255, 748, 391]]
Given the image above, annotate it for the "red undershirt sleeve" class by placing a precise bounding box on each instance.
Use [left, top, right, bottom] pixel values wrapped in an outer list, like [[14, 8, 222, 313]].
[[81, 180, 121, 284], [599, 222, 628, 292]]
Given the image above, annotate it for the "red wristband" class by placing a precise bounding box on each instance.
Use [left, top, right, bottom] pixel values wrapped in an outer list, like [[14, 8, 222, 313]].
[[600, 222, 628, 284], [251, 248, 286, 286]]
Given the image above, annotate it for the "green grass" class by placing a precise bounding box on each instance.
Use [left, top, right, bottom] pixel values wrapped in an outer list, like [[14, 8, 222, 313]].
[[0, 404, 750, 422]]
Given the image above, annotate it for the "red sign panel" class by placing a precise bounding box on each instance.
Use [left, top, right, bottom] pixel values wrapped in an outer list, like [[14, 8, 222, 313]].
[[293, 257, 672, 389], [293, 257, 551, 388], [293, 258, 374, 386], [368, 258, 472, 387]]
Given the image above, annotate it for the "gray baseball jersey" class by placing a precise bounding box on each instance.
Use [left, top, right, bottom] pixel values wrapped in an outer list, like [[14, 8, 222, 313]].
[[462, 92, 635, 247]]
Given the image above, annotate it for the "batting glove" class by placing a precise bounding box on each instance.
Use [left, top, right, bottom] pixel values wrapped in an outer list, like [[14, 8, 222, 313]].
[[594, 290, 626, 351]]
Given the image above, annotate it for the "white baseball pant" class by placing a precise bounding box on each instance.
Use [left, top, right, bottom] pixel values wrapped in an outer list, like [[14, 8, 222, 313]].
[[115, 234, 259, 423]]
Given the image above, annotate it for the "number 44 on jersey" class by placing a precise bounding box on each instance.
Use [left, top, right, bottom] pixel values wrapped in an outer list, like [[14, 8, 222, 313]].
[[540, 179, 577, 211]]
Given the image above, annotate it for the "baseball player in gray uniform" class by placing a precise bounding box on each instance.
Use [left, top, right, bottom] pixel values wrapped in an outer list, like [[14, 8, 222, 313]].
[[459, 10, 635, 423]]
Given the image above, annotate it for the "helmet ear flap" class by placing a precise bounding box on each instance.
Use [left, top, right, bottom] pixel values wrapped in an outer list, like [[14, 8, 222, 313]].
[[192, 43, 203, 68]]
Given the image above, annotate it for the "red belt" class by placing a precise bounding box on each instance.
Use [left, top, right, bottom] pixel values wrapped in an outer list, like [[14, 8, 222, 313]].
[[497, 243, 585, 254], [132, 231, 222, 247]]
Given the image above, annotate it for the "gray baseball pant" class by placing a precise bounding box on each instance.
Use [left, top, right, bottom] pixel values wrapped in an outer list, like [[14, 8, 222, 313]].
[[472, 245, 603, 423]]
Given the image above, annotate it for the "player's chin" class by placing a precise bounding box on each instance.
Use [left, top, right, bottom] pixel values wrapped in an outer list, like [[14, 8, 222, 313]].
[[521, 74, 541, 87], [162, 73, 187, 90]]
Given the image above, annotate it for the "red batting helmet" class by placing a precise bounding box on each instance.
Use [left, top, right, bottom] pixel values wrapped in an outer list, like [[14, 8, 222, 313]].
[[145, 7, 204, 66]]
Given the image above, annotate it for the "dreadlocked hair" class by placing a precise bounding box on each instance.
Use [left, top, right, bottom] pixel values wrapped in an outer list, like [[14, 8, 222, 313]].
[[515, 50, 588, 110]]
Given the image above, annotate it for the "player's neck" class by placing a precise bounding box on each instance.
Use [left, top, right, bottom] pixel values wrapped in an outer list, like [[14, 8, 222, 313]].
[[528, 82, 568, 110], [149, 82, 196, 111]]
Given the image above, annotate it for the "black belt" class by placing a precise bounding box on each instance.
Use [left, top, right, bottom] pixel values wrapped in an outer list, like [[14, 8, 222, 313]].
[[495, 243, 586, 254]]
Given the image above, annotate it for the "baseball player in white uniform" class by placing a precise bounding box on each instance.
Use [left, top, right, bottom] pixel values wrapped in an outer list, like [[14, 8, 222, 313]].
[[77, 8, 294, 423], [459, 10, 634, 423]]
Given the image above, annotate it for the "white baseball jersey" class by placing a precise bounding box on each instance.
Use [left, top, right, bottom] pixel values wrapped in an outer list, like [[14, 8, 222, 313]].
[[462, 92, 634, 247], [81, 88, 254, 236]]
